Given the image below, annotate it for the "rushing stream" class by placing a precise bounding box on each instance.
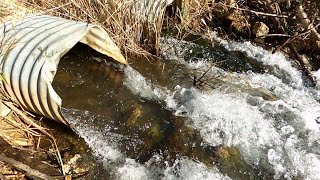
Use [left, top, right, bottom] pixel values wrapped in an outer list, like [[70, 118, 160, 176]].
[[52, 33, 320, 180]]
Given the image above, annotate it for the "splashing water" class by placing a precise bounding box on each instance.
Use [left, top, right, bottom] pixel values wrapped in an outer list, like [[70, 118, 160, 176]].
[[124, 37, 320, 179], [55, 44, 233, 179], [55, 35, 320, 179]]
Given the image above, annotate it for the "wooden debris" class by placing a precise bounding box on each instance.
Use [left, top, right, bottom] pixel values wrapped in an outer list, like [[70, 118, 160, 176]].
[[221, 3, 289, 18], [0, 101, 35, 147], [3, 102, 66, 176], [289, 43, 316, 85], [296, 4, 320, 49], [0, 155, 55, 180]]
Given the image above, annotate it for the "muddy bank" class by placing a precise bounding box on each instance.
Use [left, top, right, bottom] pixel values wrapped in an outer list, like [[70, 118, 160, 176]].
[[0, 117, 103, 179], [166, 0, 320, 81], [0, 136, 61, 179]]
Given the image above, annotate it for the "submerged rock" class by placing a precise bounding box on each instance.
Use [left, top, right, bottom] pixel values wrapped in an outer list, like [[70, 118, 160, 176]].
[[216, 146, 243, 166], [193, 71, 278, 101], [39, 119, 99, 179]]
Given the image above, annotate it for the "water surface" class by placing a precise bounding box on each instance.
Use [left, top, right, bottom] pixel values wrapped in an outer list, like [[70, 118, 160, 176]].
[[53, 35, 320, 180]]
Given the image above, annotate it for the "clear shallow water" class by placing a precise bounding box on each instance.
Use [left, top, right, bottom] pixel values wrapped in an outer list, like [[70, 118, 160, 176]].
[[160, 35, 320, 180], [53, 34, 320, 180]]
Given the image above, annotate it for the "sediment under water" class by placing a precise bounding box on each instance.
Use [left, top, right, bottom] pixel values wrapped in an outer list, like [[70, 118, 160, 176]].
[[53, 35, 320, 180]]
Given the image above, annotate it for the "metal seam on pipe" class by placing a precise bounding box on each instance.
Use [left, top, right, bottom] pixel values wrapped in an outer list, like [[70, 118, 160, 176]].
[[1, 15, 127, 125]]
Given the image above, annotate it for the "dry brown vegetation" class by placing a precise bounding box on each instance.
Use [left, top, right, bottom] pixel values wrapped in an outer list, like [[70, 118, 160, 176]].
[[172, 0, 320, 67], [23, 0, 171, 57], [22, 0, 320, 69], [1, 0, 320, 178], [0, 1, 68, 178]]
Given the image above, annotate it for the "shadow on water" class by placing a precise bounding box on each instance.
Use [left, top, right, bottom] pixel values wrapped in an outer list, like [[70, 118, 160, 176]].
[[52, 43, 273, 179]]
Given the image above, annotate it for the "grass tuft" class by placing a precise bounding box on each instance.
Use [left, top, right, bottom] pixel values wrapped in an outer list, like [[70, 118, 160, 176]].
[[24, 0, 173, 57]]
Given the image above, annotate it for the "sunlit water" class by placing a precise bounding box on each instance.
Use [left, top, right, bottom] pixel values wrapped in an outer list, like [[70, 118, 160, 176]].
[[53, 33, 320, 179]]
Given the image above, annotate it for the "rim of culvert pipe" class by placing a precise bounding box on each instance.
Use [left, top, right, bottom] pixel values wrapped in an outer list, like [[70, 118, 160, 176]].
[[0, 15, 127, 125]]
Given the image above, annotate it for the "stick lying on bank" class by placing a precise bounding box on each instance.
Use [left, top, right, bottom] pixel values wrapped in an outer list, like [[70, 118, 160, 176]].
[[4, 102, 52, 139], [3, 101, 66, 176], [221, 3, 289, 18], [296, 4, 320, 49], [0, 172, 5, 180], [0, 155, 55, 180]]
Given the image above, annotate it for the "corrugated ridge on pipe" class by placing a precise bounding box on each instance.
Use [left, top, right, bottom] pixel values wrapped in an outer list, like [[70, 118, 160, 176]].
[[0, 15, 127, 125]]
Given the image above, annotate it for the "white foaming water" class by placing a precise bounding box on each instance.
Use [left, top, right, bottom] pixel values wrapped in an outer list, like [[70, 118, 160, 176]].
[[63, 108, 230, 179], [162, 158, 231, 180], [123, 37, 320, 179], [64, 109, 123, 163], [166, 85, 320, 179], [209, 32, 303, 88], [314, 69, 320, 89], [61, 35, 319, 179], [115, 159, 151, 180], [63, 109, 152, 179], [123, 65, 169, 102]]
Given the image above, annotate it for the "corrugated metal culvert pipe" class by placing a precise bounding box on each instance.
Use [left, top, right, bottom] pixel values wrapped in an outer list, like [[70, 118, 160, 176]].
[[0, 15, 127, 125], [130, 0, 174, 22]]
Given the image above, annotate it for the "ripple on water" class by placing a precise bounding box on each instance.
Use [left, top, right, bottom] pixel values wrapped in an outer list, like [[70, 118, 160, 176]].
[[54, 37, 320, 180], [157, 37, 320, 179]]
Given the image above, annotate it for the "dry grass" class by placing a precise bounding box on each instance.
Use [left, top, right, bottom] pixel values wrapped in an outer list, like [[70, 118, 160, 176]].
[[23, 0, 171, 57], [174, 0, 211, 29], [0, 1, 39, 149], [22, 0, 213, 57], [0, 0, 36, 149], [0, 1, 66, 176], [0, 0, 36, 22]]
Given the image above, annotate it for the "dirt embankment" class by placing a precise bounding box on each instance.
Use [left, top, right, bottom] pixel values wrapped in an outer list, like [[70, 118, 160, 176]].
[[166, 0, 320, 82], [20, 0, 320, 72]]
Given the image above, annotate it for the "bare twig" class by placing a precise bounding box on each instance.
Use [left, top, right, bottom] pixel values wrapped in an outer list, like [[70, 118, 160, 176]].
[[4, 102, 51, 138], [2, 174, 25, 179], [3, 102, 66, 176], [288, 43, 315, 85], [221, 3, 289, 18], [272, 23, 320, 53], [261, 34, 293, 38], [12, 146, 38, 153], [296, 4, 320, 48], [0, 155, 55, 180], [196, 63, 215, 83]]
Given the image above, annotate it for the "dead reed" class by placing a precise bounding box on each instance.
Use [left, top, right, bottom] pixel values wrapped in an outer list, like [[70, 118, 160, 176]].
[[23, 0, 173, 57], [0, 1, 66, 177]]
